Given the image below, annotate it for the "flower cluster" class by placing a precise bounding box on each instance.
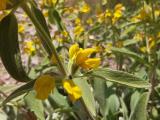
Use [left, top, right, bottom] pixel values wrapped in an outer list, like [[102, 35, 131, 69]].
[[34, 74, 81, 102], [97, 3, 125, 24]]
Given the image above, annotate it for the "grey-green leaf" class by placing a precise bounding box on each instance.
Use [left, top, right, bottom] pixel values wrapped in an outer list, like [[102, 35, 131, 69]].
[[90, 68, 150, 88], [129, 92, 149, 120], [2, 80, 35, 105], [93, 77, 107, 115], [73, 77, 96, 117], [25, 91, 45, 120], [112, 47, 146, 65]]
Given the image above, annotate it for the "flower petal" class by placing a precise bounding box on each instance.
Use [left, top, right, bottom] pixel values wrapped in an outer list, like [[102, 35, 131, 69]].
[[69, 43, 80, 59], [34, 75, 55, 100], [63, 80, 82, 102], [76, 48, 96, 65], [81, 58, 101, 69]]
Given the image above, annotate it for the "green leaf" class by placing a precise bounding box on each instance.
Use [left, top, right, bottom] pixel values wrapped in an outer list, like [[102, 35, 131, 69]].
[[111, 47, 147, 65], [73, 77, 96, 117], [123, 39, 138, 46], [130, 91, 141, 112], [106, 94, 120, 115], [48, 88, 69, 108], [120, 97, 129, 120], [2, 80, 35, 105], [129, 92, 149, 120], [0, 13, 31, 82], [121, 25, 137, 39], [31, 4, 53, 56], [25, 91, 45, 120], [90, 68, 150, 88], [48, 8, 64, 31], [93, 77, 107, 115]]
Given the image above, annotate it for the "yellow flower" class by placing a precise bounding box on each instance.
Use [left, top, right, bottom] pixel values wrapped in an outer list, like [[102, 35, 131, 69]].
[[80, 58, 101, 69], [18, 24, 25, 33], [133, 33, 144, 41], [24, 41, 35, 55], [148, 36, 155, 49], [62, 30, 68, 37], [63, 80, 81, 102], [140, 46, 147, 53], [75, 18, 81, 25], [63, 7, 78, 15], [157, 32, 160, 38], [69, 44, 101, 69], [75, 48, 97, 65], [114, 3, 125, 12], [0, 0, 7, 10], [97, 12, 105, 23], [105, 43, 113, 54], [80, 3, 90, 13], [34, 75, 55, 100], [115, 41, 123, 48], [69, 43, 80, 59], [43, 10, 48, 17], [131, 4, 151, 22], [86, 18, 93, 26], [105, 9, 112, 17], [155, 10, 160, 17], [112, 3, 125, 24], [74, 25, 84, 36], [43, 0, 57, 6]]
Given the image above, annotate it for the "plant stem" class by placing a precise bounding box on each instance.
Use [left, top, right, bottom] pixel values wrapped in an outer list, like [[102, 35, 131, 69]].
[[21, 2, 66, 76], [148, 0, 158, 99]]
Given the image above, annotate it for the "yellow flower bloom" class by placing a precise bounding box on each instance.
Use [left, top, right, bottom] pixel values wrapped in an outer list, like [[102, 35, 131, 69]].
[[74, 25, 84, 36], [63, 80, 81, 102], [80, 3, 90, 13], [80, 58, 101, 69], [75, 48, 97, 65], [131, 4, 151, 22], [0, 0, 7, 10], [112, 4, 125, 24], [62, 30, 68, 37], [34, 75, 55, 100], [114, 3, 125, 12], [75, 18, 81, 25], [69, 44, 101, 69], [97, 12, 105, 23], [157, 32, 160, 38], [148, 36, 155, 49], [155, 10, 160, 17], [69, 43, 80, 59], [140, 46, 147, 53], [43, 0, 57, 6], [24, 41, 35, 55], [43, 10, 48, 17], [133, 33, 144, 41], [18, 24, 25, 33], [105, 43, 113, 54], [86, 18, 93, 26], [115, 41, 123, 48], [105, 9, 112, 17]]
